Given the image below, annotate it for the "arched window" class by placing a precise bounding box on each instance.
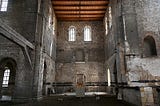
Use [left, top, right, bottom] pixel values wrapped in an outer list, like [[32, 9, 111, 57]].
[[143, 36, 157, 57], [84, 26, 92, 41], [0, 0, 8, 11], [0, 58, 16, 100], [105, 17, 108, 35], [68, 26, 76, 41], [2, 68, 10, 87], [48, 7, 52, 28], [108, 6, 112, 28]]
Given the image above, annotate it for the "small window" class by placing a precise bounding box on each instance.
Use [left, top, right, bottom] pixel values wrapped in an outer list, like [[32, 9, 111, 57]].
[[108, 6, 112, 28], [84, 26, 92, 41], [52, 17, 56, 35], [68, 26, 76, 41], [2, 68, 10, 87], [50, 41, 53, 56], [48, 7, 52, 28], [0, 0, 8, 12], [107, 68, 111, 86]]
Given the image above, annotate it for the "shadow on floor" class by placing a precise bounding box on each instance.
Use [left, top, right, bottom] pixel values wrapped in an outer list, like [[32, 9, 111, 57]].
[[0, 95, 135, 106]]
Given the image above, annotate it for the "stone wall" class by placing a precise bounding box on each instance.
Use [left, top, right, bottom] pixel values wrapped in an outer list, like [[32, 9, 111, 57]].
[[124, 1, 160, 105], [122, 88, 141, 106], [0, 0, 37, 43], [0, 34, 33, 101], [105, 0, 160, 105], [0, 0, 57, 101], [56, 21, 105, 93], [32, 0, 57, 97]]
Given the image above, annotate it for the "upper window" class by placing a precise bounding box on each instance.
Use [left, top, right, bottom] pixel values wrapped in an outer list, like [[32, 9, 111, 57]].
[[108, 6, 112, 28], [0, 0, 8, 12], [105, 17, 108, 35], [84, 26, 92, 41], [2, 68, 10, 87], [48, 7, 52, 28], [52, 16, 56, 35], [68, 26, 76, 41], [50, 41, 53, 57]]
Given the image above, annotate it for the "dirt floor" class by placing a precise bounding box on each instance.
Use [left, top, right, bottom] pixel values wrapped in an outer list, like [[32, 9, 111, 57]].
[[0, 95, 135, 106]]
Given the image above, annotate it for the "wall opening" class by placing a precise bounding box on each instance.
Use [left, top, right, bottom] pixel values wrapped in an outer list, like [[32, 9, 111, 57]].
[[107, 68, 111, 86], [143, 36, 157, 57], [84, 26, 92, 41], [68, 26, 76, 41], [0, 0, 8, 12], [2, 68, 10, 88], [0, 58, 16, 100]]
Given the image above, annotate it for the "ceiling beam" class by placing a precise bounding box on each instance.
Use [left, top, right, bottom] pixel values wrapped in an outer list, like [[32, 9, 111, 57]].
[[53, 6, 107, 11], [57, 15, 104, 18], [52, 0, 109, 21], [55, 11, 106, 15], [58, 18, 102, 21], [52, 1, 109, 6]]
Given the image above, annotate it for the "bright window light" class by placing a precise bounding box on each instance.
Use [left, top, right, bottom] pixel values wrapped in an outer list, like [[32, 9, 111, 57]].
[[2, 68, 10, 87], [0, 0, 8, 12], [84, 26, 92, 41], [68, 26, 76, 41], [107, 68, 111, 86]]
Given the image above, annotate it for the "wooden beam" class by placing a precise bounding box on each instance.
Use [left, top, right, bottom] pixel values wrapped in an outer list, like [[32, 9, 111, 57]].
[[52, 1, 109, 6], [0, 19, 34, 69], [55, 10, 106, 15], [23, 46, 33, 70], [57, 14, 104, 18], [53, 6, 107, 11], [58, 17, 103, 21], [0, 19, 34, 49]]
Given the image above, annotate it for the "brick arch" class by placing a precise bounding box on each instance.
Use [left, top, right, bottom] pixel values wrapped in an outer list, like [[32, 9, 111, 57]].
[[142, 32, 159, 45], [0, 57, 17, 70]]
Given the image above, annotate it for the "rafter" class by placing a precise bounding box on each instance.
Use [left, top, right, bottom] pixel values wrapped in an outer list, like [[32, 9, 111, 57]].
[[52, 0, 109, 21]]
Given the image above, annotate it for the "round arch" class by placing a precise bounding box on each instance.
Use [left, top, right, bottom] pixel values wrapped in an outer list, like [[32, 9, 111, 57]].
[[143, 36, 157, 57], [0, 57, 17, 100]]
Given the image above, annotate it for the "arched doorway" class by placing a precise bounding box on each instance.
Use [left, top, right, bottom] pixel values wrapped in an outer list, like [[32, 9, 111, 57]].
[[0, 58, 16, 101]]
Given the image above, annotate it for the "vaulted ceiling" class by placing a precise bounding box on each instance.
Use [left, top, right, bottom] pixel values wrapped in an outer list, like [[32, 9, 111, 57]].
[[52, 0, 109, 21]]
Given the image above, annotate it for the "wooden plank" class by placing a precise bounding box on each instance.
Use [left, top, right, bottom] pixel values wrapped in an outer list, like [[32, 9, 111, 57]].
[[55, 10, 106, 15], [58, 17, 103, 21], [0, 19, 35, 49], [0, 19, 34, 69], [53, 6, 107, 11], [52, 0, 109, 21], [52, 1, 109, 6], [57, 14, 104, 18]]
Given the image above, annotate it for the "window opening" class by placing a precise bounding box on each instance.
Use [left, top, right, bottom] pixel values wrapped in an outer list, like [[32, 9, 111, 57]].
[[84, 26, 92, 41], [2, 68, 10, 87], [69, 26, 76, 41], [0, 0, 8, 12]]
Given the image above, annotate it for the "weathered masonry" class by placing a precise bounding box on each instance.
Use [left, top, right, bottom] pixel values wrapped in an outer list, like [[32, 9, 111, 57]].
[[0, 0, 160, 106]]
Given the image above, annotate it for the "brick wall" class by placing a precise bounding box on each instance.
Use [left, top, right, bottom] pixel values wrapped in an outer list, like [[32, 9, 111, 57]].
[[56, 21, 105, 92]]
